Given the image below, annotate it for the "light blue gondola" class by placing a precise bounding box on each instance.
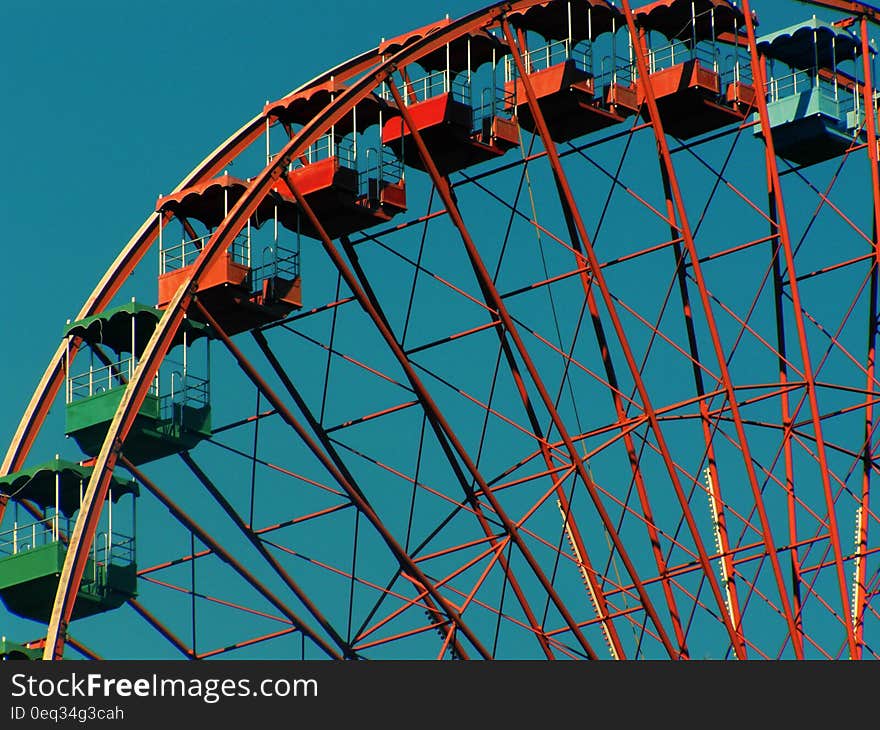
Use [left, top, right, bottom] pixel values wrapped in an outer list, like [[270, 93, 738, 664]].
[[757, 17, 876, 166]]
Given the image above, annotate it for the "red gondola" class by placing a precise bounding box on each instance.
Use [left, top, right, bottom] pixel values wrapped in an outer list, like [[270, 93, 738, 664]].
[[634, 0, 756, 138], [504, 0, 639, 143], [380, 19, 519, 173]]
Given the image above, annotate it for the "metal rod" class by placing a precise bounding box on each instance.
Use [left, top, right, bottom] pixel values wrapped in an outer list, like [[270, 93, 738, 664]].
[[179, 451, 360, 659], [853, 13, 880, 657], [503, 18, 709, 659], [122, 457, 344, 659], [194, 299, 492, 658], [740, 0, 858, 658]]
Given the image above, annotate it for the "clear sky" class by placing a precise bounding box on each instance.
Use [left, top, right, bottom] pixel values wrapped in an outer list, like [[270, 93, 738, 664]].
[[0, 0, 833, 472], [0, 0, 875, 660]]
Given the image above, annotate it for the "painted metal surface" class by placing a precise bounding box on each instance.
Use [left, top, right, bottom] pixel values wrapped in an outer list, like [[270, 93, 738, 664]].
[[0, 0, 878, 660]]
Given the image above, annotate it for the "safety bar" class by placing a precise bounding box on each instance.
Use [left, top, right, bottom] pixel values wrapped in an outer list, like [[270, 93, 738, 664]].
[[289, 133, 355, 170], [251, 244, 300, 291], [596, 55, 635, 89], [160, 230, 251, 274], [67, 357, 160, 403], [0, 521, 133, 567], [648, 40, 720, 74], [359, 148, 404, 197], [381, 70, 471, 106], [503, 39, 593, 82]]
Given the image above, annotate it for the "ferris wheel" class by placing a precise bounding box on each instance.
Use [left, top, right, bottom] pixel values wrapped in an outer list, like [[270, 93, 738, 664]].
[[1, 0, 880, 661]]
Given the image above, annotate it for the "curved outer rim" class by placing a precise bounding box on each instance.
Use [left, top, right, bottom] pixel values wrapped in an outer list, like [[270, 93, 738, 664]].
[[14, 0, 877, 483], [0, 45, 381, 481], [0, 0, 874, 659], [37, 0, 546, 661]]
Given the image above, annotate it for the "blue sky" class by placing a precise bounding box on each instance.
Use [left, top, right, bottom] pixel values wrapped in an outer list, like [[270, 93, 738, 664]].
[[0, 0, 828, 463]]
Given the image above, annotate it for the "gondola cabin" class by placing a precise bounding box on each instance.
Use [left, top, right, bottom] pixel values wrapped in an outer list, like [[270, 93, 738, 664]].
[[757, 18, 875, 166], [503, 0, 640, 143], [63, 303, 211, 465], [265, 81, 407, 239], [0, 638, 42, 660], [157, 176, 302, 335], [0, 458, 138, 623], [380, 19, 520, 174], [634, 0, 756, 139]]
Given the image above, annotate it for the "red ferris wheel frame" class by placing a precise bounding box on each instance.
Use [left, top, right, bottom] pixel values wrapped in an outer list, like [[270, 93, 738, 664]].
[[0, 0, 878, 660]]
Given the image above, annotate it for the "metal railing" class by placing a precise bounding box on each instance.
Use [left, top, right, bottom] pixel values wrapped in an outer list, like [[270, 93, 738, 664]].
[[0, 517, 69, 557], [251, 245, 300, 293], [160, 230, 251, 274], [289, 133, 355, 170], [67, 356, 206, 423], [0, 519, 133, 575], [503, 40, 593, 82], [94, 531, 135, 567], [381, 70, 512, 134], [596, 55, 636, 90], [648, 40, 720, 74], [381, 70, 471, 106], [475, 85, 516, 127], [359, 148, 404, 198], [162, 363, 209, 424], [765, 71, 857, 110], [720, 52, 754, 89], [766, 69, 821, 102], [66, 357, 160, 403]]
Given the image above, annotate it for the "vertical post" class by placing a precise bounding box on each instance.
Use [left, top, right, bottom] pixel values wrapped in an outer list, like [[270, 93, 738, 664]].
[[131, 495, 137, 565], [691, 1, 697, 62], [588, 6, 593, 74], [832, 33, 838, 101], [711, 7, 717, 73], [352, 103, 358, 168], [612, 16, 618, 86], [621, 0, 804, 658], [628, 17, 634, 75], [183, 329, 188, 407], [65, 337, 71, 403], [206, 338, 212, 405], [492, 47, 497, 116], [854, 13, 880, 659], [740, 0, 857, 658], [158, 212, 164, 275], [567, 0, 573, 58], [763, 55, 803, 647], [54, 472, 60, 542], [131, 308, 136, 382], [108, 488, 113, 567], [734, 16, 740, 85], [265, 116, 271, 166]]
